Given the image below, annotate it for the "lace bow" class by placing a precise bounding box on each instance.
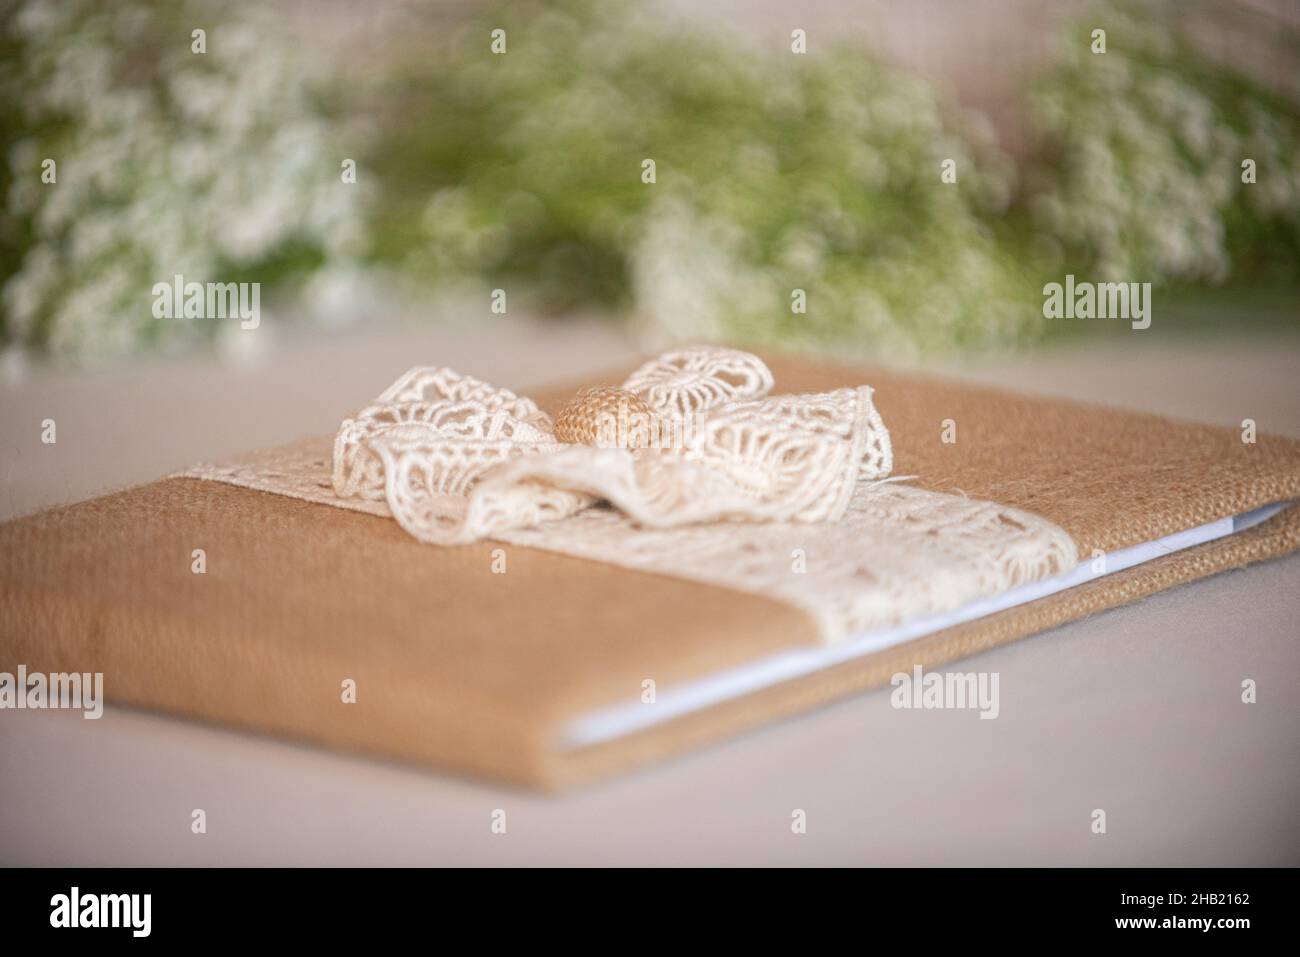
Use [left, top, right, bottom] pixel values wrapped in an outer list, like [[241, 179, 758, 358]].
[[332, 346, 892, 544]]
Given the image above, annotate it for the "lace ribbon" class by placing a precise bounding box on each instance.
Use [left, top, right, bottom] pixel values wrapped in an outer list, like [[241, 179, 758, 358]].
[[331, 347, 894, 545], [183, 347, 1078, 643]]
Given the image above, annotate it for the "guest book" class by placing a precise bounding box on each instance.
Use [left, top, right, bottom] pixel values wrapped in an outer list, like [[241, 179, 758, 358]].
[[3, 348, 1297, 788]]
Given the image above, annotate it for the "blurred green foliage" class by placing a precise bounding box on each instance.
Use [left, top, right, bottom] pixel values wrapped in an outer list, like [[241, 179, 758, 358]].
[[1024, 2, 1300, 287], [369, 0, 1037, 356], [0, 0, 365, 360], [1, 0, 1296, 362]]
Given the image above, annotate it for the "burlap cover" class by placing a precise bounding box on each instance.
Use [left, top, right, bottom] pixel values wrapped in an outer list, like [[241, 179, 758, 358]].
[[3, 355, 1298, 787]]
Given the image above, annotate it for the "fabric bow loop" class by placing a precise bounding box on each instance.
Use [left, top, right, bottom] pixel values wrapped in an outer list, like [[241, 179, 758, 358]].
[[332, 346, 892, 544]]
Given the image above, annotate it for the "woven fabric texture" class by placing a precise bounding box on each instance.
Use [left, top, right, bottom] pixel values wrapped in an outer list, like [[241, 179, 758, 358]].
[[3, 354, 1298, 787]]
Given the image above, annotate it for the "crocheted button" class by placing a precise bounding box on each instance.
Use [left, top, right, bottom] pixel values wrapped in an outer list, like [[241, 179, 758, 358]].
[[553, 387, 661, 449]]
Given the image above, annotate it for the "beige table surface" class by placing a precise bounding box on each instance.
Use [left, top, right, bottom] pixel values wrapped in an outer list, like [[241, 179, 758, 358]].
[[2, 319, 1298, 865]]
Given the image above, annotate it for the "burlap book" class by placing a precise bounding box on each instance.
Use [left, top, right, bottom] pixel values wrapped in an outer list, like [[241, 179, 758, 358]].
[[3, 353, 1298, 788]]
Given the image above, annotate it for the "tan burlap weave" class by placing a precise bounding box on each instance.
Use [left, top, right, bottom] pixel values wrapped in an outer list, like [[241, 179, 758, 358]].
[[2, 354, 1297, 787]]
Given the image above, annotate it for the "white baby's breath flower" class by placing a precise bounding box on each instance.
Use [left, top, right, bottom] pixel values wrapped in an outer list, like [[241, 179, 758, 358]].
[[2, 0, 367, 361]]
